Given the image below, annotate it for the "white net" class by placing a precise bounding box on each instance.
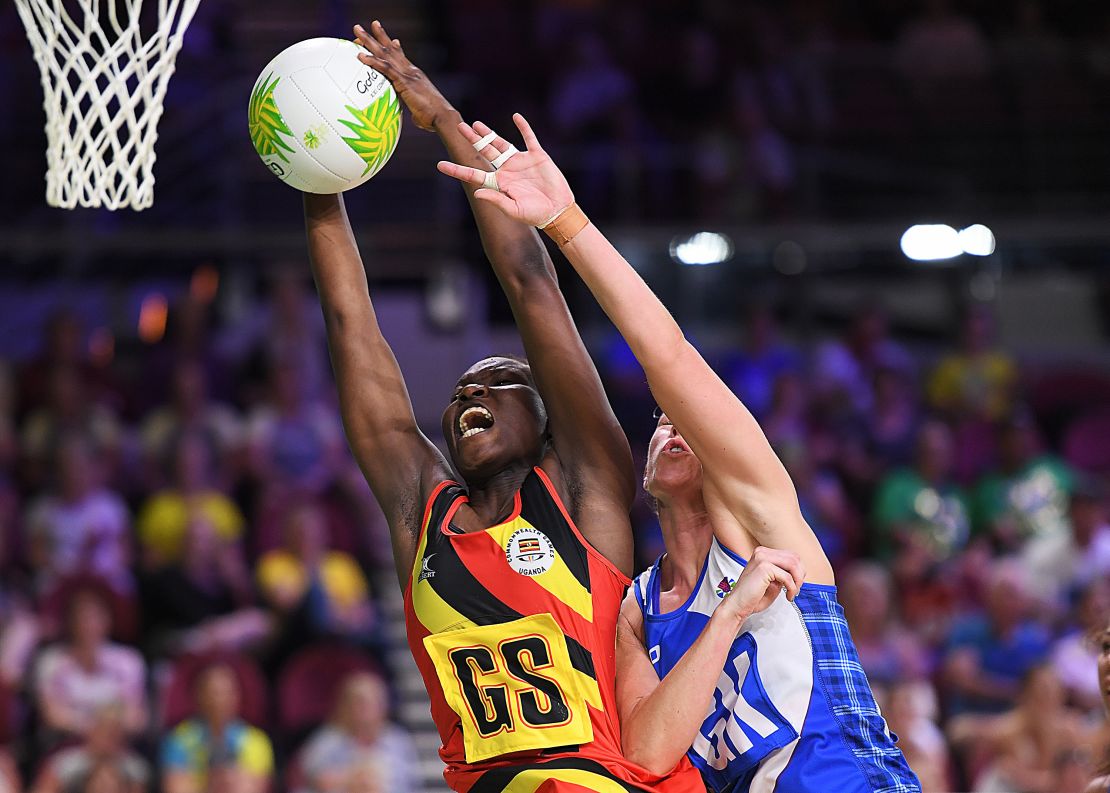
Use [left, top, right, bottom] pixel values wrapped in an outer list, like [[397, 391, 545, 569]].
[[14, 0, 203, 211]]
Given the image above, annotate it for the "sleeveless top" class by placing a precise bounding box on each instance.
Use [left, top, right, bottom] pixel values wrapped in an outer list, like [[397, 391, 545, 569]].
[[634, 538, 921, 793], [404, 467, 704, 792]]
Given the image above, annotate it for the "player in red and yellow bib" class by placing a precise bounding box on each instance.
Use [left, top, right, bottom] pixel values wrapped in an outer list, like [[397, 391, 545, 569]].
[[408, 469, 699, 791], [304, 20, 704, 792]]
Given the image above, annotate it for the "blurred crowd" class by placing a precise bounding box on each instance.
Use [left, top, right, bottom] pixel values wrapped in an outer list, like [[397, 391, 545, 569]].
[[433, 0, 1110, 220], [0, 266, 1106, 793], [0, 275, 416, 793]]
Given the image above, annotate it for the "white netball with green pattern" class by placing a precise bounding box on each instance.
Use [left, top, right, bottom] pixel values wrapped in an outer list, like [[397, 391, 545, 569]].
[[248, 38, 401, 193]]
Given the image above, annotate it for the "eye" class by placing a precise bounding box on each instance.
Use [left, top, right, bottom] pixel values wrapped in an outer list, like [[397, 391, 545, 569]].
[[494, 379, 514, 387]]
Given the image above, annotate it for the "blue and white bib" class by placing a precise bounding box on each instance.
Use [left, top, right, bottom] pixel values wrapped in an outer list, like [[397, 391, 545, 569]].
[[633, 538, 920, 793]]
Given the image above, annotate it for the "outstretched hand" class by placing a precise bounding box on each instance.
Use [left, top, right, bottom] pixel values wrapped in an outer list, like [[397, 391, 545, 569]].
[[437, 114, 575, 227], [353, 20, 450, 131]]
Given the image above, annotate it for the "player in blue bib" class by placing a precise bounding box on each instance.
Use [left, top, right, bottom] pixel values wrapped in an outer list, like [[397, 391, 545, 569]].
[[437, 114, 922, 793]]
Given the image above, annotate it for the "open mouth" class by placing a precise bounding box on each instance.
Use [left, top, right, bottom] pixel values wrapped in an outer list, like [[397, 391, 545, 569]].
[[665, 439, 688, 455], [458, 405, 495, 438]]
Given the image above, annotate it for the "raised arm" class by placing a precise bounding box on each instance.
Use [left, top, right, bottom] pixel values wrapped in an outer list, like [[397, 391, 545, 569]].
[[304, 192, 451, 585], [355, 23, 635, 574], [437, 116, 832, 583]]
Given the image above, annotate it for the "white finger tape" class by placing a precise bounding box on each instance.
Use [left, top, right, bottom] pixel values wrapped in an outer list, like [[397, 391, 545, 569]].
[[491, 145, 519, 170], [473, 131, 498, 152], [482, 170, 500, 192]]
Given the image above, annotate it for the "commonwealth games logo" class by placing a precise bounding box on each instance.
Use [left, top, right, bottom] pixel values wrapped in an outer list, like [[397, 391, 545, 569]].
[[505, 527, 556, 577], [715, 576, 736, 599]]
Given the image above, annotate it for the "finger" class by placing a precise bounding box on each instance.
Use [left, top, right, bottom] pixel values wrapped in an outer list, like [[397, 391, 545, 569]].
[[455, 120, 485, 147], [473, 188, 520, 218], [357, 51, 397, 78], [770, 565, 801, 601], [513, 113, 542, 151], [436, 160, 487, 187], [353, 25, 381, 54], [471, 120, 513, 161], [370, 19, 393, 49]]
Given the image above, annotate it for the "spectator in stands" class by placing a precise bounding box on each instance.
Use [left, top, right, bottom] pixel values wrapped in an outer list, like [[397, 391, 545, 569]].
[[894, 0, 990, 82], [140, 515, 269, 658], [723, 305, 800, 419], [762, 371, 810, 453], [883, 679, 951, 792], [136, 431, 244, 569], [138, 360, 242, 491], [840, 562, 929, 686], [866, 366, 921, 469], [812, 302, 915, 417], [31, 702, 149, 793], [948, 664, 1094, 792], [296, 671, 414, 793], [256, 502, 374, 642], [34, 583, 146, 740], [245, 360, 344, 496], [0, 749, 17, 793], [942, 558, 1051, 715], [872, 420, 972, 563], [547, 29, 639, 209], [79, 761, 136, 793], [973, 410, 1074, 553], [0, 364, 19, 475], [0, 503, 37, 693], [220, 268, 329, 404], [778, 442, 860, 565], [1052, 579, 1110, 714], [18, 309, 114, 421], [1064, 481, 1110, 589], [928, 305, 1017, 422], [1086, 617, 1109, 793], [25, 433, 131, 594], [21, 367, 122, 490], [161, 663, 274, 793]]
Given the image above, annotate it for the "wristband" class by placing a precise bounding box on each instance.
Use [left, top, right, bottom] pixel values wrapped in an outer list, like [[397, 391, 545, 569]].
[[539, 203, 589, 246]]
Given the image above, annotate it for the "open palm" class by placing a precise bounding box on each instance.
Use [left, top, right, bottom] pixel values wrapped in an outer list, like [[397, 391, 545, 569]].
[[437, 114, 574, 227]]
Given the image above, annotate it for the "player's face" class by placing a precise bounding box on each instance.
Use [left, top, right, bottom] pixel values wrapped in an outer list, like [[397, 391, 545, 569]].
[[643, 412, 703, 503], [441, 357, 547, 483]]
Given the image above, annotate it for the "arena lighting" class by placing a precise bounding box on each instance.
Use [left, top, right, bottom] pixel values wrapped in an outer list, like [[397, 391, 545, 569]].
[[900, 224, 963, 261], [958, 224, 996, 256], [900, 223, 997, 261], [670, 232, 734, 265]]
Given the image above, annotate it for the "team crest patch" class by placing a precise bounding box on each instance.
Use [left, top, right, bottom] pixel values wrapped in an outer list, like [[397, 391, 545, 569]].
[[715, 576, 736, 599], [505, 527, 556, 577]]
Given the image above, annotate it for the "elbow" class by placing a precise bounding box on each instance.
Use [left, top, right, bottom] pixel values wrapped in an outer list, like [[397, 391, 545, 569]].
[[621, 731, 679, 777]]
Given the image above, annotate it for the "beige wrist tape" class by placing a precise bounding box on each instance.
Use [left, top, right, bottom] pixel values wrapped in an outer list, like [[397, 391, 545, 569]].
[[539, 203, 589, 246]]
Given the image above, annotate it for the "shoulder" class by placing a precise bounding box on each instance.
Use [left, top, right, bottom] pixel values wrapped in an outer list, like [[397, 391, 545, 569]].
[[617, 586, 646, 641], [104, 643, 146, 676], [35, 645, 71, 681], [236, 724, 274, 771]]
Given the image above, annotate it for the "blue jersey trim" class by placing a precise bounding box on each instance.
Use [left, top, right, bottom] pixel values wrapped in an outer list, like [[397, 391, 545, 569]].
[[643, 550, 713, 621]]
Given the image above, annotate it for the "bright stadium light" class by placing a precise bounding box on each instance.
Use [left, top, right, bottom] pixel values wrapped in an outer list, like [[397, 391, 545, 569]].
[[670, 232, 734, 266], [900, 224, 962, 261], [958, 224, 996, 256]]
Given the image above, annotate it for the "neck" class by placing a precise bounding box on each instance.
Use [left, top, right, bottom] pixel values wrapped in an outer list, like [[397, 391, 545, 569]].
[[657, 494, 714, 590], [465, 462, 534, 527], [73, 641, 99, 668]]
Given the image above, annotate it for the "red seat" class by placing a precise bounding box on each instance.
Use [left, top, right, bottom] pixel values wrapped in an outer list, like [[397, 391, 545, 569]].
[[276, 643, 382, 736], [1064, 408, 1110, 473], [160, 652, 269, 730]]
